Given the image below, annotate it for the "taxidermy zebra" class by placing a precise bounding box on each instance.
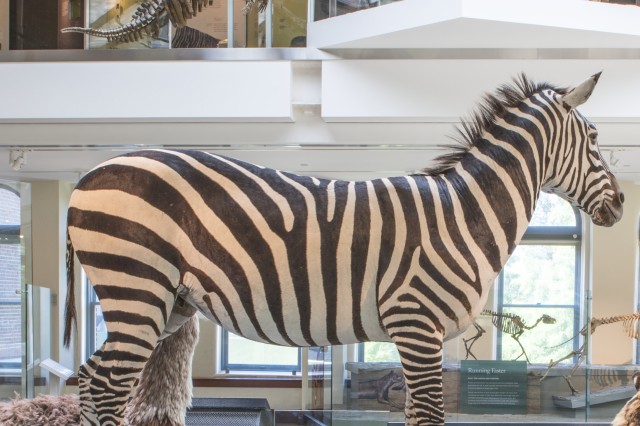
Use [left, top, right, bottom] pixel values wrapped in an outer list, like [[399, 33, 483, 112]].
[[63, 73, 623, 426]]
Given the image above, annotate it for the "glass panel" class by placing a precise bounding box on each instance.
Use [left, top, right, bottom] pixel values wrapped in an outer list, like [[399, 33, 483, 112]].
[[0, 304, 21, 367], [24, 285, 52, 398], [313, 0, 405, 20], [87, 0, 170, 49], [271, 0, 307, 47], [0, 181, 31, 400], [246, 2, 268, 47], [179, 0, 247, 48], [306, 346, 332, 410]]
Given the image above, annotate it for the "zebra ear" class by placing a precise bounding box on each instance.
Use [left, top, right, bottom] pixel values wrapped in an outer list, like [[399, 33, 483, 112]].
[[561, 72, 602, 109]]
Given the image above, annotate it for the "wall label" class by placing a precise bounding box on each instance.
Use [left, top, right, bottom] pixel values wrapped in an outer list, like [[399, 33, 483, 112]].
[[460, 360, 527, 414]]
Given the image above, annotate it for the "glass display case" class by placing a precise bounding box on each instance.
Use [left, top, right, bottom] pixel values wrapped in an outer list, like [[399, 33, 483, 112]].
[[0, 182, 54, 401], [81, 0, 308, 49]]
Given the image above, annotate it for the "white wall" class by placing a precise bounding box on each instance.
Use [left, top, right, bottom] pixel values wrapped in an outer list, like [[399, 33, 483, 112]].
[[0, 61, 293, 122], [322, 59, 640, 123], [591, 180, 640, 365]]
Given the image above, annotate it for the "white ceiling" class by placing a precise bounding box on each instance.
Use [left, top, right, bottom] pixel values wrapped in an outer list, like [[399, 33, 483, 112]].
[[1, 117, 639, 183]]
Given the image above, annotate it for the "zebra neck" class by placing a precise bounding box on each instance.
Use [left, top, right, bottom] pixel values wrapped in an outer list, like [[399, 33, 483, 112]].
[[433, 143, 542, 272]]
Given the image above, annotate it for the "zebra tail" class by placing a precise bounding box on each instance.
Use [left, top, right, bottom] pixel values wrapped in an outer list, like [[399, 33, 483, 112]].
[[63, 229, 77, 348]]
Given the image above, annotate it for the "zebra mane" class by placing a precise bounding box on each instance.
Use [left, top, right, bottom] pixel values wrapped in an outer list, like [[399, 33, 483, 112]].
[[421, 74, 569, 176]]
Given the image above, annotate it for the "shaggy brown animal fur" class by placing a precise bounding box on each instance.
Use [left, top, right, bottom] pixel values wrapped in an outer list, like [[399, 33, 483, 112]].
[[0, 393, 80, 426], [612, 372, 640, 426], [125, 313, 199, 426], [0, 314, 199, 426]]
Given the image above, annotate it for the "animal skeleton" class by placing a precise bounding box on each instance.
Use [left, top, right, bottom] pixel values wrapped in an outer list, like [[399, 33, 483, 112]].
[[61, 0, 270, 43], [463, 310, 557, 363], [542, 311, 640, 395]]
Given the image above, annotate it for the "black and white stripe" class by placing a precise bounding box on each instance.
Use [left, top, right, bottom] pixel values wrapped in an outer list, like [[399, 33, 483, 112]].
[[64, 73, 623, 426]]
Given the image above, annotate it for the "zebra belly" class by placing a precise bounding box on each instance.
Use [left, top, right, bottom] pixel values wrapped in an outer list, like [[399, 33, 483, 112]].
[[442, 275, 495, 342], [182, 268, 391, 347]]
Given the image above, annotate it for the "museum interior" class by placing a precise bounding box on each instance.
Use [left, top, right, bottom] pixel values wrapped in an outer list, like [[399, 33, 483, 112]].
[[2, 0, 640, 425]]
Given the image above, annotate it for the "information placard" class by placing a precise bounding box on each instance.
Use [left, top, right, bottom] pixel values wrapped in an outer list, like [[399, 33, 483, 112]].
[[460, 360, 527, 414]]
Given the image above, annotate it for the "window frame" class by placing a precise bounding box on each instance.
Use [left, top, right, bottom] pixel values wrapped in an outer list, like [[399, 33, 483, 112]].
[[495, 214, 583, 363], [86, 280, 103, 357]]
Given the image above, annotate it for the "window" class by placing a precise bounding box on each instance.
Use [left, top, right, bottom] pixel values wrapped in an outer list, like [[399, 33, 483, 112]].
[[495, 193, 582, 364], [86, 281, 107, 357], [358, 342, 399, 363], [0, 184, 22, 369], [221, 329, 302, 373]]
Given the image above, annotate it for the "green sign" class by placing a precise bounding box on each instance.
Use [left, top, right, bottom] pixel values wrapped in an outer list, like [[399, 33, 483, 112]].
[[460, 360, 527, 414]]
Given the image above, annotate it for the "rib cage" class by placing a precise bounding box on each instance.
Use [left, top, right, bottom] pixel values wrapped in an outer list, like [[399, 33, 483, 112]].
[[172, 26, 220, 48], [481, 309, 525, 335], [592, 312, 640, 338]]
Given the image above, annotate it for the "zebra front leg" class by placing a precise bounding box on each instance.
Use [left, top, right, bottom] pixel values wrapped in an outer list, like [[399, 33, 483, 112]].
[[391, 325, 445, 425]]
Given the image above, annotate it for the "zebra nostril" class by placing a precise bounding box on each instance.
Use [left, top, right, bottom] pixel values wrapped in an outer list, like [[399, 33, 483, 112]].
[[620, 192, 625, 204]]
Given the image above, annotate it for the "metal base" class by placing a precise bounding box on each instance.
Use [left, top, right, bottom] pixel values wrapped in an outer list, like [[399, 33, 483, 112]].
[[186, 398, 273, 426]]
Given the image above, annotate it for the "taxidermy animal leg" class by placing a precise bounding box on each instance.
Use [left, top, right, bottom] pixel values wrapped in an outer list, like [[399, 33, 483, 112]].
[[541, 342, 586, 395], [125, 308, 199, 426], [77, 349, 103, 424], [77, 290, 173, 426], [510, 331, 531, 364], [463, 322, 485, 360], [390, 323, 444, 426]]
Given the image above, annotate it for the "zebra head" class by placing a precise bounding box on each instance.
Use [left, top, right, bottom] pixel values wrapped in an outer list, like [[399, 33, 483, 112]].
[[542, 72, 623, 227]]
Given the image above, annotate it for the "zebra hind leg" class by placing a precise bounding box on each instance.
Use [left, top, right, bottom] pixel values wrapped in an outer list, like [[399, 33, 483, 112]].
[[83, 296, 172, 426], [85, 334, 159, 426], [77, 349, 103, 425]]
